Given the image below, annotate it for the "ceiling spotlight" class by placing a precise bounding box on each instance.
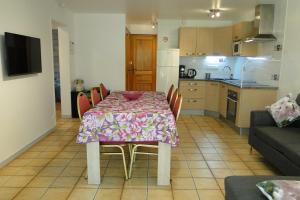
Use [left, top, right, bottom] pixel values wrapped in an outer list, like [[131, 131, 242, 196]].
[[209, 9, 221, 19]]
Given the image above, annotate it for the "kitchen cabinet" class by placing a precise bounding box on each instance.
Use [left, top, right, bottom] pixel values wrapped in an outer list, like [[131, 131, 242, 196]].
[[232, 21, 254, 41], [240, 42, 258, 57], [179, 81, 205, 109], [179, 27, 197, 56], [196, 28, 214, 56], [213, 26, 233, 56], [219, 83, 228, 117], [205, 81, 220, 112], [179, 26, 232, 56]]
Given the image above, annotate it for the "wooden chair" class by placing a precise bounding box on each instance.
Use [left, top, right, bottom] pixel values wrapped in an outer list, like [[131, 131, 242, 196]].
[[169, 88, 178, 111], [167, 84, 174, 104], [128, 94, 183, 178], [77, 92, 128, 179], [90, 88, 101, 107], [99, 83, 108, 101]]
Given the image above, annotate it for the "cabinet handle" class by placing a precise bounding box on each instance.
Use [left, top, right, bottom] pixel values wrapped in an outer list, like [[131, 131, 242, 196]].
[[189, 88, 198, 91], [188, 99, 198, 103], [189, 83, 197, 86]]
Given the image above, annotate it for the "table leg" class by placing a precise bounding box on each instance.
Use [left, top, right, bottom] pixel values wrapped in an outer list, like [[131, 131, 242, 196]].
[[157, 142, 171, 185], [86, 142, 100, 184]]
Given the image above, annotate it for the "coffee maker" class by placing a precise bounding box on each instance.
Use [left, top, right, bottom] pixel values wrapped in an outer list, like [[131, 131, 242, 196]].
[[179, 65, 186, 78]]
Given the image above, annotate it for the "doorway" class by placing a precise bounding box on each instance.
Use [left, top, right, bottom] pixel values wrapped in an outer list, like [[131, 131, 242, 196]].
[[52, 29, 61, 117], [126, 34, 157, 91]]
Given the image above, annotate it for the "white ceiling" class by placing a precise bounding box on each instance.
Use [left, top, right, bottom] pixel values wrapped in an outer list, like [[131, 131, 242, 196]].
[[60, 0, 280, 24]]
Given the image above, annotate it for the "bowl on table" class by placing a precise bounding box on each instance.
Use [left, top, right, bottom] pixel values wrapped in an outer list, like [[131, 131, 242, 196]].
[[122, 91, 143, 101]]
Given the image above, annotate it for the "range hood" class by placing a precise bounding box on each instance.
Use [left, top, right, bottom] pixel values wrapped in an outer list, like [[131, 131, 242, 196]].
[[244, 4, 276, 43]]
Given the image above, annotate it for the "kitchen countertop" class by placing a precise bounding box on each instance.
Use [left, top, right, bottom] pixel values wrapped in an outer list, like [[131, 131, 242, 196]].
[[179, 78, 279, 89]]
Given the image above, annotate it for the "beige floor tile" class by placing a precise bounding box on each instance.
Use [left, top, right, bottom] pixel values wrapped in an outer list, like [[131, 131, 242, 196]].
[[194, 178, 219, 189], [16, 166, 42, 176], [190, 169, 213, 178], [38, 167, 64, 177], [51, 176, 79, 188], [207, 161, 228, 169], [148, 189, 173, 200], [94, 189, 122, 200], [121, 189, 147, 200], [171, 161, 189, 169], [100, 177, 125, 189], [47, 159, 71, 167], [253, 170, 277, 176], [173, 190, 199, 200], [104, 168, 125, 177], [75, 177, 99, 189], [124, 178, 147, 189], [0, 167, 22, 175], [14, 187, 48, 200], [8, 159, 33, 167], [68, 188, 97, 200], [188, 161, 208, 169], [0, 176, 10, 186], [148, 178, 172, 190], [211, 169, 233, 179], [40, 188, 72, 200], [197, 189, 224, 200], [226, 161, 249, 170], [216, 179, 225, 190], [27, 159, 51, 167], [3, 176, 33, 187], [28, 176, 57, 188], [232, 169, 254, 176], [171, 168, 191, 177], [245, 162, 270, 170], [203, 153, 222, 161], [0, 188, 21, 200], [172, 178, 195, 189], [131, 167, 148, 178], [60, 167, 85, 177]]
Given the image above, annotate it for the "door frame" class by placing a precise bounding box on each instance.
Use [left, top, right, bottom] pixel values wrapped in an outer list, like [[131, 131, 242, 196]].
[[126, 34, 157, 91]]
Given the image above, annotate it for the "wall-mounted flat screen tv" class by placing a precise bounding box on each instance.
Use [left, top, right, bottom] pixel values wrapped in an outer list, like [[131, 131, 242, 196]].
[[5, 32, 42, 76]]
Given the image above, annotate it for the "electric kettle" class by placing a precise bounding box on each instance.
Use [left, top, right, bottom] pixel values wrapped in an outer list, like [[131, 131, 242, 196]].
[[187, 69, 197, 78]]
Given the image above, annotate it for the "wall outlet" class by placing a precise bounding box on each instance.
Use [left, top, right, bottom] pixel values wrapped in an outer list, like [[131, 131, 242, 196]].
[[271, 74, 279, 80]]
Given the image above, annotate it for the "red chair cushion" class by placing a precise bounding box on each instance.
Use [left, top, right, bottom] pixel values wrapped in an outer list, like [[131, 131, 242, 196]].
[[100, 83, 108, 99], [92, 89, 101, 105], [167, 85, 174, 103], [173, 95, 182, 121], [170, 89, 178, 111], [79, 94, 91, 117]]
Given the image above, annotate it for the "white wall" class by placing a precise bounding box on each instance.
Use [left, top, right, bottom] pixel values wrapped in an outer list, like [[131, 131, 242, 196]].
[[73, 13, 126, 90], [279, 0, 300, 97], [0, 0, 73, 164], [127, 24, 157, 34]]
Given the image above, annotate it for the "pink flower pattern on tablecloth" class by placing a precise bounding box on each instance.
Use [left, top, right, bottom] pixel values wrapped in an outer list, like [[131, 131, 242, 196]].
[[76, 92, 178, 146]]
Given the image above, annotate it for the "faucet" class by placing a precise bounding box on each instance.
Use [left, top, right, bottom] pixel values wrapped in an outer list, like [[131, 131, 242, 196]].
[[223, 65, 232, 71]]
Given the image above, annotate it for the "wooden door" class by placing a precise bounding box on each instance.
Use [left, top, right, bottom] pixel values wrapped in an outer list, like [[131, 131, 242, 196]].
[[125, 31, 134, 90], [213, 26, 233, 56], [196, 28, 214, 56], [205, 81, 220, 112], [179, 27, 197, 56], [129, 35, 157, 91]]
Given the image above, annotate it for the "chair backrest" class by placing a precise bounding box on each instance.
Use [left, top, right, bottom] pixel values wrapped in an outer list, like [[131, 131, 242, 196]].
[[91, 88, 101, 107], [167, 84, 174, 104], [173, 94, 183, 121], [77, 92, 91, 120], [170, 89, 178, 111], [100, 83, 108, 101]]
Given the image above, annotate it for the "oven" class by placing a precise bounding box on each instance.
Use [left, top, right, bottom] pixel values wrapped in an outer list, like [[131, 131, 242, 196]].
[[233, 41, 242, 56], [226, 90, 238, 123]]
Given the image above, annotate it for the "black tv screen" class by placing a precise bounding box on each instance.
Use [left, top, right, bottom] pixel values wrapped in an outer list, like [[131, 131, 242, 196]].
[[5, 32, 42, 76]]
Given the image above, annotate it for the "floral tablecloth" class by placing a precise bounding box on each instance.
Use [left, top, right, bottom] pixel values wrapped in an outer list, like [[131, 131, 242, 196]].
[[76, 91, 178, 146]]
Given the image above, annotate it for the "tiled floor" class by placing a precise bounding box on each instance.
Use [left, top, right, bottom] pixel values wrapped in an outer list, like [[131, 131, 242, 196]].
[[0, 115, 279, 200]]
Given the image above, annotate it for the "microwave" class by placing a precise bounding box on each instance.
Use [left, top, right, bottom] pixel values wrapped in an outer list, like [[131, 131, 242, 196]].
[[233, 41, 242, 56]]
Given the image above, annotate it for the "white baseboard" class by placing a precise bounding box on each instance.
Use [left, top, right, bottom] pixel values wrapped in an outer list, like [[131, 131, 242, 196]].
[[0, 127, 56, 168]]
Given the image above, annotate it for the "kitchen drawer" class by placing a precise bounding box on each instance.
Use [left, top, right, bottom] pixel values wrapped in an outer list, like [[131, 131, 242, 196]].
[[182, 98, 205, 109], [180, 86, 205, 98], [180, 81, 205, 87]]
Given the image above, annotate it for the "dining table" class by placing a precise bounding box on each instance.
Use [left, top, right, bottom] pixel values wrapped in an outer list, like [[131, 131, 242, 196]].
[[76, 91, 178, 185]]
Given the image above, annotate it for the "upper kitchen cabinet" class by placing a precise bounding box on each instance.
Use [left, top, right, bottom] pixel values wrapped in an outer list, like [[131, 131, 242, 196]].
[[213, 26, 232, 56], [232, 21, 254, 41], [179, 27, 197, 56], [196, 28, 214, 56]]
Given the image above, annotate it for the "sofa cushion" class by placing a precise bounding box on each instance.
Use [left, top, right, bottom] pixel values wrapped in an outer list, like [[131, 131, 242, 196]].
[[225, 176, 300, 200], [254, 127, 300, 166]]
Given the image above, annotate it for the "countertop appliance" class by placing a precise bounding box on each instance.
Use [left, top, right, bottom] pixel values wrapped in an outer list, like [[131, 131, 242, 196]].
[[227, 90, 238, 123], [205, 73, 211, 80], [187, 69, 197, 78], [233, 41, 242, 56], [157, 49, 180, 93], [179, 65, 186, 78]]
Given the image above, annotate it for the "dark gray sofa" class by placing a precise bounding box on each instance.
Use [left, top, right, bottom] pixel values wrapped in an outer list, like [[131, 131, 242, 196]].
[[225, 176, 300, 200], [248, 94, 300, 176]]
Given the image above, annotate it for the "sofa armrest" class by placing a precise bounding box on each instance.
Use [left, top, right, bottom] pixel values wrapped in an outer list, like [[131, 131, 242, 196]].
[[250, 110, 276, 128]]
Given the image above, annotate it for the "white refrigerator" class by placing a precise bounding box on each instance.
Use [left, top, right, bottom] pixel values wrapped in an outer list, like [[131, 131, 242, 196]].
[[156, 49, 180, 93]]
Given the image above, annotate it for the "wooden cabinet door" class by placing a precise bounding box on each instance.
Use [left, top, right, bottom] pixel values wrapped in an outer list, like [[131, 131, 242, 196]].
[[179, 28, 197, 56], [232, 21, 254, 41], [131, 35, 157, 91], [219, 84, 228, 117], [240, 42, 258, 57], [205, 82, 220, 112], [213, 26, 232, 56], [196, 28, 214, 56]]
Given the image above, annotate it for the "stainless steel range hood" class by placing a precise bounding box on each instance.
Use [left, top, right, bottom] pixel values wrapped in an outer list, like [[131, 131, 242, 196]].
[[244, 4, 276, 43]]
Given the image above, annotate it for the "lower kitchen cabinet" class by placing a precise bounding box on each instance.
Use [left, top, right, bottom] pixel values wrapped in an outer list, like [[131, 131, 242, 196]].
[[179, 81, 205, 109], [219, 83, 228, 117], [205, 81, 220, 112]]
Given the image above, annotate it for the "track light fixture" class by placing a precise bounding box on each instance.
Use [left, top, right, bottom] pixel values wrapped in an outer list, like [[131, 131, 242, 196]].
[[208, 9, 221, 19]]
